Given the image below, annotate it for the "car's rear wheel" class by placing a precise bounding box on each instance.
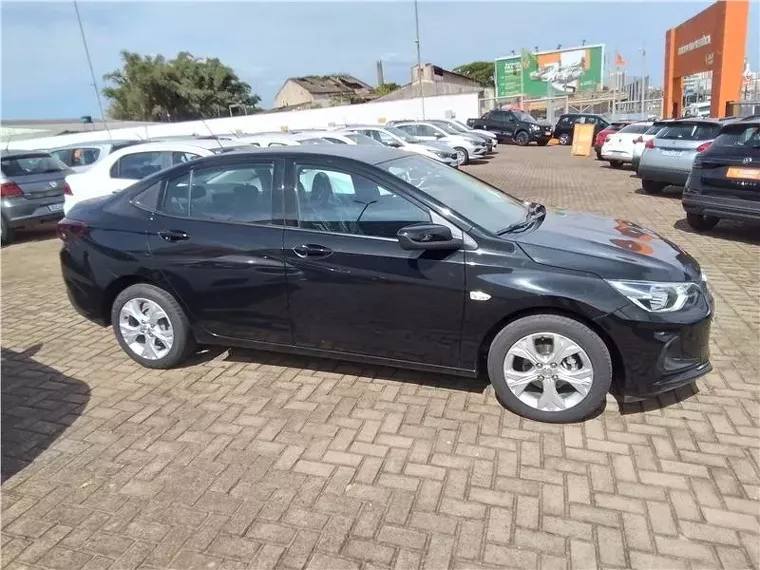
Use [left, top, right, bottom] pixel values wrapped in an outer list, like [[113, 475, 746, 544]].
[[515, 131, 530, 146], [487, 315, 612, 423], [641, 179, 666, 194], [595, 150, 603, 160], [454, 147, 469, 165], [686, 213, 720, 231], [609, 160, 624, 169], [111, 283, 196, 369], [1, 215, 13, 245], [558, 133, 571, 145]]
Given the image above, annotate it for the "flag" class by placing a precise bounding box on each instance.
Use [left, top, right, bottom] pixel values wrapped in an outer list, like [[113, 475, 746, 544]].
[[615, 52, 627, 67]]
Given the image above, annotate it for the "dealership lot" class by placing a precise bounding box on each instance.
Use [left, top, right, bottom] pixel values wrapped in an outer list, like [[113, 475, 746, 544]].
[[2, 146, 759, 569]]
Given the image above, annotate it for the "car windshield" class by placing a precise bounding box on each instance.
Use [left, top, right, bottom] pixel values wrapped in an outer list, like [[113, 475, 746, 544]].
[[345, 133, 383, 146], [714, 125, 760, 148], [659, 122, 721, 141], [381, 155, 528, 233], [431, 121, 460, 135], [1, 153, 67, 176], [644, 124, 668, 135], [443, 121, 469, 133], [513, 110, 537, 123], [384, 125, 420, 143], [619, 124, 652, 134]]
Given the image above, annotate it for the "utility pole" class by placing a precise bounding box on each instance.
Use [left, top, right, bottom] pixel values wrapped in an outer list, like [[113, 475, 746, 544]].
[[73, 0, 111, 140], [640, 45, 647, 118], [413, 0, 425, 119]]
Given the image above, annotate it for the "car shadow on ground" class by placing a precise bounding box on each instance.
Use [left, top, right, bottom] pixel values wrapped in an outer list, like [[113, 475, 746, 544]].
[[216, 347, 491, 394], [633, 186, 683, 199], [2, 224, 59, 248], [615, 381, 700, 416], [467, 159, 490, 166], [600, 164, 635, 171], [1, 344, 91, 482], [674, 218, 760, 245]]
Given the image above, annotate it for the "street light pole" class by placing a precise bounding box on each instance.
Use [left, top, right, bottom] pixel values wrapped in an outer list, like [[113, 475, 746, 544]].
[[414, 0, 425, 119], [640, 45, 647, 118]]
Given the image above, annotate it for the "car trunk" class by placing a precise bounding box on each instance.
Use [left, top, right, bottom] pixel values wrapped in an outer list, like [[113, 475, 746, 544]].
[[698, 148, 760, 199], [13, 172, 67, 200], [648, 122, 721, 172]]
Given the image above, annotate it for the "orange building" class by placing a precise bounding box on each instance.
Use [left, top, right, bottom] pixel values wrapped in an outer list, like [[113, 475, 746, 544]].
[[663, 0, 749, 118]]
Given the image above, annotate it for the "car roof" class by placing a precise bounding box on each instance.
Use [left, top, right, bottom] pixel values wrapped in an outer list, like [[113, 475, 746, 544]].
[[48, 139, 137, 150], [223, 145, 412, 165], [1, 150, 54, 158]]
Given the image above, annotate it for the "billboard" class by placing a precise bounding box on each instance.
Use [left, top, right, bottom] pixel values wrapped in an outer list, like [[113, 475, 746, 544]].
[[495, 45, 604, 99]]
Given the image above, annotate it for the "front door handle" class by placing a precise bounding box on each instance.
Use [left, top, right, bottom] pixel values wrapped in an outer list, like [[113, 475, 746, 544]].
[[293, 244, 332, 258], [158, 230, 189, 242]]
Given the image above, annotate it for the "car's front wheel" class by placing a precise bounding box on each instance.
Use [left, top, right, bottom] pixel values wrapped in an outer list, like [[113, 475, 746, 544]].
[[454, 147, 469, 165], [111, 283, 196, 369], [487, 314, 612, 423], [641, 179, 666, 194], [558, 133, 571, 145], [686, 213, 719, 231], [514, 131, 530, 146], [609, 160, 624, 169]]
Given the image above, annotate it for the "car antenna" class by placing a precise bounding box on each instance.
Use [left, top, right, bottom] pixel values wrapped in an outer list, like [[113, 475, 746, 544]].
[[198, 115, 224, 152]]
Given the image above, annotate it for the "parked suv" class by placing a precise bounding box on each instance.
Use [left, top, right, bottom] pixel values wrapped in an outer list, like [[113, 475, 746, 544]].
[[1, 151, 70, 243], [638, 119, 723, 194], [553, 113, 610, 146], [467, 110, 552, 146], [393, 121, 487, 165], [682, 119, 760, 230]]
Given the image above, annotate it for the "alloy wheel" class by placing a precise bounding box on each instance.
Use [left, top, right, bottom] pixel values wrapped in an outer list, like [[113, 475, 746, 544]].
[[503, 332, 594, 411], [455, 149, 467, 165], [119, 298, 174, 360]]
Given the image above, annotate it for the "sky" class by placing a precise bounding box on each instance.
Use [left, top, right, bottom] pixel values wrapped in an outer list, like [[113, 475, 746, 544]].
[[1, 1, 759, 120]]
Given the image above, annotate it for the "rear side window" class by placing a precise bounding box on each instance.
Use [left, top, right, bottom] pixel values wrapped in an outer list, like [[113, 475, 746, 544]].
[[322, 137, 347, 144], [645, 124, 667, 135], [659, 123, 721, 141], [619, 124, 652, 135], [111, 151, 166, 179], [70, 147, 101, 167], [1, 154, 67, 176], [714, 125, 760, 148], [160, 163, 275, 225]]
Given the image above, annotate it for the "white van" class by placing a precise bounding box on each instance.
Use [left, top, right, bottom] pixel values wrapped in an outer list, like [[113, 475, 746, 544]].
[[684, 102, 712, 118]]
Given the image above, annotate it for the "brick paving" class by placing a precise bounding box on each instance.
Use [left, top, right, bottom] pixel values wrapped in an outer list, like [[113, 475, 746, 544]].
[[2, 146, 759, 570]]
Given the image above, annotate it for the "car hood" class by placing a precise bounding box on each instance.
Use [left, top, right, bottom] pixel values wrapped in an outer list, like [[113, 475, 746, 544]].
[[515, 209, 702, 282], [415, 141, 455, 152]]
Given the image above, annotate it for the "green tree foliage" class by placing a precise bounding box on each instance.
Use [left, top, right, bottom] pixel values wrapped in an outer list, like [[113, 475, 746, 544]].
[[102, 51, 261, 121], [453, 61, 495, 87], [375, 82, 401, 96]]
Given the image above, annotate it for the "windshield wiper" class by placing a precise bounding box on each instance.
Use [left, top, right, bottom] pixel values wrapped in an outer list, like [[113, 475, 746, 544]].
[[497, 202, 546, 235]]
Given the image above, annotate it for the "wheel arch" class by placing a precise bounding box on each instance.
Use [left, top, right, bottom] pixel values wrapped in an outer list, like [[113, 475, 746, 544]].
[[101, 274, 163, 326], [476, 306, 625, 392]]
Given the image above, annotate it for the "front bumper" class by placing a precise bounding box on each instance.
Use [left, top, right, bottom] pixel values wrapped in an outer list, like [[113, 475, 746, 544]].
[[683, 191, 760, 222], [596, 294, 713, 400], [637, 164, 690, 187]]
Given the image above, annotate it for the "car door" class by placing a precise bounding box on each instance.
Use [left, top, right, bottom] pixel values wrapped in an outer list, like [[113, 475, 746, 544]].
[[415, 124, 442, 142], [281, 158, 466, 368], [145, 158, 291, 344]]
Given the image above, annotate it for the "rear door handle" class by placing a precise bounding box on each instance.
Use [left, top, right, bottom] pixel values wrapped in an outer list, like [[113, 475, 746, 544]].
[[158, 230, 189, 242], [293, 244, 332, 258]]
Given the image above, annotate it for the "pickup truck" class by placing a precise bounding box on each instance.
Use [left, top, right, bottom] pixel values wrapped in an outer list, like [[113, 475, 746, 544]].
[[467, 109, 552, 146]]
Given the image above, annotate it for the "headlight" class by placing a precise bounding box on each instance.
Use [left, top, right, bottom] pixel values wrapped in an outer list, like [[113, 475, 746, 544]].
[[530, 124, 541, 131], [606, 279, 701, 313], [433, 151, 448, 158]]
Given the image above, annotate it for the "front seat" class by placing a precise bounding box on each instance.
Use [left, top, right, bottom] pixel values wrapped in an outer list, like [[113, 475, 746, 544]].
[[309, 172, 349, 233]]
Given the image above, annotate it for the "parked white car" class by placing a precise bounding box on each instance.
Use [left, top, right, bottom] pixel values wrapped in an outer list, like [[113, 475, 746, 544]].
[[342, 125, 459, 167], [428, 119, 498, 149], [601, 122, 653, 168], [393, 121, 488, 165], [632, 120, 674, 172], [48, 140, 141, 174], [293, 130, 383, 146], [64, 142, 218, 214]]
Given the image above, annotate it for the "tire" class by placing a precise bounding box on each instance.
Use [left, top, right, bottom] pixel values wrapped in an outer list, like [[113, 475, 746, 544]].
[[641, 179, 666, 194], [595, 150, 603, 160], [515, 131, 530, 146], [558, 133, 571, 145], [1, 215, 13, 245], [686, 213, 719, 231], [487, 314, 612, 423], [536, 139, 549, 147], [609, 160, 624, 169], [111, 283, 196, 369], [453, 147, 469, 166]]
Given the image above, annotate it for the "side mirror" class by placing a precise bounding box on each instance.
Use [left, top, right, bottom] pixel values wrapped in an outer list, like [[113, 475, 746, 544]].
[[435, 133, 445, 139], [397, 223, 462, 251], [386, 141, 403, 148]]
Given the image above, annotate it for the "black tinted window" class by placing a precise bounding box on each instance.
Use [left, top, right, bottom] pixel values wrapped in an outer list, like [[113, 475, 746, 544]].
[[295, 165, 429, 238], [133, 181, 162, 211], [659, 123, 721, 141], [161, 163, 275, 224], [619, 124, 652, 134], [1, 154, 67, 176], [111, 151, 166, 179]]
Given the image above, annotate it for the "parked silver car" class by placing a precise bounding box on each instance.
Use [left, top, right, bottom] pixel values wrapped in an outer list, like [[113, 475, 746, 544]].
[[1, 151, 70, 243], [638, 119, 723, 194], [393, 121, 488, 165], [48, 140, 139, 174]]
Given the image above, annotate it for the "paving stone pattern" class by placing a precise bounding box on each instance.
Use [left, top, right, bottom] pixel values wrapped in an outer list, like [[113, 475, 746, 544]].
[[2, 146, 759, 570]]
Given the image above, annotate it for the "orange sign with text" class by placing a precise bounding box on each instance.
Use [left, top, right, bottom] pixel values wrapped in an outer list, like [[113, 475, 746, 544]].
[[571, 123, 595, 157]]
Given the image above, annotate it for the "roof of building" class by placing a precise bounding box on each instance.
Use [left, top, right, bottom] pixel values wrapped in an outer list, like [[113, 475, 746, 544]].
[[288, 75, 374, 96]]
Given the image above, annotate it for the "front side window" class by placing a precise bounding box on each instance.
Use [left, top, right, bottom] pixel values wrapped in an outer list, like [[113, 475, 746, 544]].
[[1, 153, 67, 176], [171, 152, 201, 165], [344, 133, 382, 146], [417, 124, 440, 137], [381, 155, 528, 234], [71, 147, 101, 166], [395, 125, 418, 137], [111, 151, 166, 179], [161, 163, 275, 224], [295, 164, 429, 238], [322, 137, 347, 144]]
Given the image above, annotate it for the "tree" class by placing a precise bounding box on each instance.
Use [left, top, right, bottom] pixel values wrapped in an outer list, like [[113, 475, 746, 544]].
[[453, 61, 494, 88], [102, 51, 261, 121], [375, 82, 401, 96]]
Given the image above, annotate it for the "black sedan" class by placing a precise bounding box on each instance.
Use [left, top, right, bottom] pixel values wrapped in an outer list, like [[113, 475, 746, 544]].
[[59, 146, 713, 423]]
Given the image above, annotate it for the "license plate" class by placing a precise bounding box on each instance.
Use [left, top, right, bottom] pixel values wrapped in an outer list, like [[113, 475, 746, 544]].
[[48, 203, 63, 212], [726, 167, 760, 180], [661, 150, 683, 157]]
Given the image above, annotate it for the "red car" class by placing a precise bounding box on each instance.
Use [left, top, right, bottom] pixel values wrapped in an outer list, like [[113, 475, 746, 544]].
[[594, 121, 633, 159]]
